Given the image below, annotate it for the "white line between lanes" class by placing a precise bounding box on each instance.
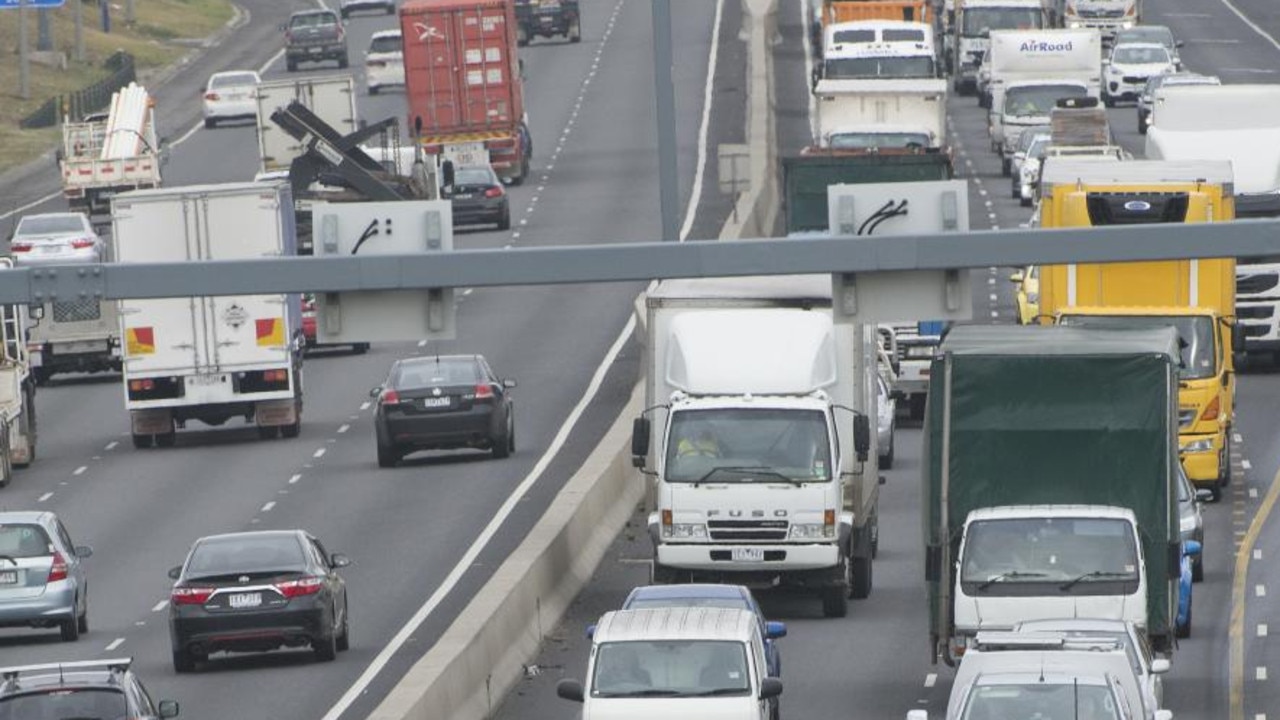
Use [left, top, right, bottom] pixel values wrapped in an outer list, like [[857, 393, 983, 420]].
[[105, 638, 125, 651], [74, 466, 87, 476], [152, 600, 168, 612], [337, 424, 350, 434], [37, 492, 52, 502], [924, 673, 937, 688], [261, 501, 276, 512], [1214, 0, 1280, 52], [313, 448, 326, 459], [105, 441, 118, 451]]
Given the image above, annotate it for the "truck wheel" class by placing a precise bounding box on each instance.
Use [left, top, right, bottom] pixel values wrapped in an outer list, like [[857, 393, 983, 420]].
[[155, 430, 176, 448], [377, 440, 400, 468], [821, 586, 848, 618], [1103, 93, 1115, 108], [258, 425, 280, 440], [1219, 433, 1232, 487], [878, 434, 894, 470], [286, 59, 297, 72], [1192, 554, 1204, 583], [908, 395, 927, 422], [281, 418, 301, 439], [369, 85, 380, 96], [497, 208, 511, 231], [131, 433, 154, 449], [849, 555, 873, 600], [568, 18, 581, 43], [1177, 601, 1192, 639], [1000, 157, 1012, 177], [517, 25, 529, 46], [338, 55, 349, 70]]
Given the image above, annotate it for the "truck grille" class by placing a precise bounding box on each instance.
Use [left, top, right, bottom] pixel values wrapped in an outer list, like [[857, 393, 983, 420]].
[[52, 298, 102, 323], [707, 520, 788, 542], [1077, 8, 1124, 18], [1122, 76, 1147, 84], [1244, 325, 1270, 339], [1238, 274, 1280, 295], [1238, 305, 1275, 320]]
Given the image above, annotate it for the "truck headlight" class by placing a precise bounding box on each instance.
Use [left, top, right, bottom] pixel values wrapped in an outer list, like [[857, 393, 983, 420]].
[[662, 523, 707, 540], [1181, 439, 1214, 454], [789, 523, 835, 539]]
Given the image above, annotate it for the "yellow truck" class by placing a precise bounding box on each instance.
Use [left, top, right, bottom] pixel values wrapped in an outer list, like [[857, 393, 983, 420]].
[[1036, 158, 1239, 500]]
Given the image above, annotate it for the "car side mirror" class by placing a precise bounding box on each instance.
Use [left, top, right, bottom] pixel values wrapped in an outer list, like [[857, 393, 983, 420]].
[[1151, 658, 1171, 674], [279, 24, 286, 31], [168, 565, 183, 580], [585, 624, 596, 639], [1175, 41, 1185, 48], [28, 304, 45, 321], [369, 386, 382, 398], [631, 417, 651, 467], [759, 677, 783, 700], [330, 553, 352, 569], [765, 621, 787, 639], [158, 700, 180, 718], [74, 545, 93, 559], [556, 679, 584, 703], [503, 378, 517, 389]]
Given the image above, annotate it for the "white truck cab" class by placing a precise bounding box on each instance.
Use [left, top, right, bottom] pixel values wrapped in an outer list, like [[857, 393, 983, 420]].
[[952, 506, 1148, 647], [820, 20, 938, 82], [557, 607, 782, 720]]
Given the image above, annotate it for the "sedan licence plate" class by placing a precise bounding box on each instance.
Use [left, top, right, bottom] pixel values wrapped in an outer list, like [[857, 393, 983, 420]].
[[0, 571, 17, 585], [731, 548, 764, 562], [228, 592, 262, 609], [421, 397, 451, 408]]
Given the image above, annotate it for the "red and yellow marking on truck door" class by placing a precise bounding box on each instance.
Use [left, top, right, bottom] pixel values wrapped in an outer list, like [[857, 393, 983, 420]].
[[127, 327, 155, 355], [256, 318, 284, 347]]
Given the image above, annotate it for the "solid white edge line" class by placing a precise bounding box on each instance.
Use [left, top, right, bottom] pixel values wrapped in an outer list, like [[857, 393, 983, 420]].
[[324, 2, 720, 717], [676, 0, 725, 242], [1215, 0, 1280, 52], [321, 313, 638, 720]]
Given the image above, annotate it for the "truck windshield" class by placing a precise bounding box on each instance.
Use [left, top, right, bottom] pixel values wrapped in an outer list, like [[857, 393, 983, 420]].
[[960, 517, 1139, 588], [591, 640, 750, 698], [1004, 85, 1089, 117], [665, 408, 832, 484], [961, 8, 1044, 37], [827, 132, 932, 150], [1057, 315, 1217, 380], [963, 683, 1119, 720], [824, 56, 936, 79]]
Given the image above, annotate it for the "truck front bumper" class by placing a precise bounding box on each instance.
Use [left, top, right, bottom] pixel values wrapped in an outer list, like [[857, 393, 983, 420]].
[[1181, 430, 1225, 485], [657, 543, 840, 573]]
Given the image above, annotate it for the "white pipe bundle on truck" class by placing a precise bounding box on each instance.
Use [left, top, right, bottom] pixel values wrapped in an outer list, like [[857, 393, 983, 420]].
[[60, 82, 162, 216]]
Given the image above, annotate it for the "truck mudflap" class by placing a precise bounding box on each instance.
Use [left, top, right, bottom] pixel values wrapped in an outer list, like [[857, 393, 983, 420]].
[[254, 398, 299, 427], [131, 408, 174, 435]]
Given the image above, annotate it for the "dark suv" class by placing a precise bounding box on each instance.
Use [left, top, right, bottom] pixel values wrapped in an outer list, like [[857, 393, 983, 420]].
[[0, 658, 178, 719], [283, 9, 349, 72], [514, 0, 581, 45]]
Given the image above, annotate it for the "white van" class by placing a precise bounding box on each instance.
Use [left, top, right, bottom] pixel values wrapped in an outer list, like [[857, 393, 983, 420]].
[[557, 607, 782, 720]]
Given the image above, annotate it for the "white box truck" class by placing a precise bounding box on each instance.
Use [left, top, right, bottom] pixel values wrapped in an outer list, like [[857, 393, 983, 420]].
[[983, 29, 1102, 168], [948, 0, 1051, 95], [1063, 0, 1140, 42], [255, 75, 358, 175], [0, 260, 37, 483], [1145, 84, 1280, 364], [110, 183, 303, 448], [814, 78, 948, 151], [631, 275, 881, 618]]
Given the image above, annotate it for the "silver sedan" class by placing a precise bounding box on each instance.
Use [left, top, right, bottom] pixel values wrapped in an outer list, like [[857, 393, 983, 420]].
[[8, 212, 105, 266]]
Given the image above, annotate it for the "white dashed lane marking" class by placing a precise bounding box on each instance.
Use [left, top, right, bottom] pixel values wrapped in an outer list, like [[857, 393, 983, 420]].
[[104, 441, 118, 451], [261, 501, 276, 513], [152, 601, 167, 612], [313, 448, 326, 459], [337, 424, 350, 434], [74, 466, 87, 476], [105, 638, 125, 652], [37, 492, 53, 502]]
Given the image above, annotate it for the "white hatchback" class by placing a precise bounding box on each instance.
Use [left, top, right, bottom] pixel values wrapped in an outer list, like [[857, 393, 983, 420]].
[[202, 70, 261, 128], [365, 30, 404, 95]]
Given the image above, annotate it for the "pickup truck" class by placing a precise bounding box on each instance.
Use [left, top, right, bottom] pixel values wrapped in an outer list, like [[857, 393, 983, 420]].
[[284, 9, 349, 71]]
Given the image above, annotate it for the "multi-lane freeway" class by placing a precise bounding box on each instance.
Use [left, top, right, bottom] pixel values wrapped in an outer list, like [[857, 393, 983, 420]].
[[1, 0, 1279, 719]]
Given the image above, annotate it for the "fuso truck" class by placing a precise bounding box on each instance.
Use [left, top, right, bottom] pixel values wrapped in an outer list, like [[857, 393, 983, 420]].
[[400, 0, 531, 185], [110, 183, 304, 448], [948, 0, 1049, 95], [1036, 158, 1239, 499], [632, 276, 880, 619], [924, 325, 1182, 661]]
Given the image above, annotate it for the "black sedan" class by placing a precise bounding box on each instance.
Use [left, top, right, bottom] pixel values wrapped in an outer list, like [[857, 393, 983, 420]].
[[371, 354, 515, 467], [443, 165, 511, 230], [167, 530, 351, 672]]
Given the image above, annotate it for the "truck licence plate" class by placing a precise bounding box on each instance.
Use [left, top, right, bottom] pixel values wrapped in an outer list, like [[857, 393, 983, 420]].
[[445, 142, 488, 168], [191, 374, 222, 386], [731, 548, 764, 562]]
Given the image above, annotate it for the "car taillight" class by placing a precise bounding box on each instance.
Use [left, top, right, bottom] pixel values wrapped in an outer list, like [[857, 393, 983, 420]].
[[474, 384, 494, 399], [47, 551, 68, 583], [10, 243, 31, 253], [70, 237, 96, 249], [171, 586, 214, 605], [484, 187, 504, 198], [204, 92, 220, 101], [275, 576, 324, 598], [381, 388, 400, 404]]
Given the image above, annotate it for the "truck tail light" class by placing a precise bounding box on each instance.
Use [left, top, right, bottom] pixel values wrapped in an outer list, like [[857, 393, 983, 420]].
[[264, 369, 288, 383], [1200, 395, 1220, 422], [171, 586, 214, 605], [129, 379, 155, 392], [47, 551, 69, 583]]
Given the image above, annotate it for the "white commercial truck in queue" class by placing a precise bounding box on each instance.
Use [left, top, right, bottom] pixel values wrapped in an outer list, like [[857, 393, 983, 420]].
[[0, 260, 37, 486], [818, 20, 939, 84], [59, 83, 163, 219], [631, 275, 880, 619], [110, 182, 304, 448], [255, 75, 359, 175], [814, 78, 948, 151], [1145, 84, 1280, 366], [948, 0, 1051, 95], [984, 28, 1102, 174], [1062, 0, 1140, 43]]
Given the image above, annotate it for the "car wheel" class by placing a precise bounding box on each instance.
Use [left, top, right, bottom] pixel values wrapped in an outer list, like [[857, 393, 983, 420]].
[[204, 118, 216, 129], [314, 628, 338, 662], [60, 612, 80, 642], [369, 85, 380, 96], [132, 433, 154, 449], [568, 18, 581, 43], [1000, 157, 1011, 177], [336, 598, 350, 651], [497, 207, 511, 231], [1011, 177, 1020, 199], [31, 367, 49, 387], [338, 55, 349, 69], [517, 25, 529, 46], [385, 3, 394, 14], [377, 439, 400, 468], [286, 59, 298, 72], [353, 343, 370, 354], [878, 433, 894, 470], [155, 429, 176, 448], [491, 421, 511, 460], [1138, 118, 1147, 135], [172, 647, 196, 674], [508, 414, 516, 453], [1103, 94, 1115, 108], [77, 601, 88, 633]]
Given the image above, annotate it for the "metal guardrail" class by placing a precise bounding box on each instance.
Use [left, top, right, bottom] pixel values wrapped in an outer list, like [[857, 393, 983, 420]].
[[19, 51, 135, 129]]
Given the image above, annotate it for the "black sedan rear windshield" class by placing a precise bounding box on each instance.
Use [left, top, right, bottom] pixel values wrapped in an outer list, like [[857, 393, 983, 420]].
[[187, 535, 307, 576], [394, 359, 481, 388]]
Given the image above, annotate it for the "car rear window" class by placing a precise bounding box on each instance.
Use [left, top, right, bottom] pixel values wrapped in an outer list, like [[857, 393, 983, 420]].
[[186, 535, 307, 577], [625, 597, 746, 611], [0, 688, 127, 720], [394, 359, 481, 389], [369, 35, 403, 54], [211, 73, 258, 89], [16, 216, 85, 236], [290, 11, 338, 28], [0, 525, 52, 558], [453, 168, 495, 186]]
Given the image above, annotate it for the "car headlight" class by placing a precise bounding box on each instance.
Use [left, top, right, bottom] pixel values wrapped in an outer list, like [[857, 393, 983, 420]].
[[789, 523, 835, 540], [662, 523, 708, 539], [1181, 439, 1214, 453]]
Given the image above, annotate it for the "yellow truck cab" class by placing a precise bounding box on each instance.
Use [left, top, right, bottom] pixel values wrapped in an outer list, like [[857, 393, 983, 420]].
[[1036, 158, 1239, 499]]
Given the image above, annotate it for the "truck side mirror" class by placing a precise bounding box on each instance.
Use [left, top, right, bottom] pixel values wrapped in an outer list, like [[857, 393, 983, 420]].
[[440, 159, 455, 189], [556, 679, 584, 703], [631, 417, 650, 467], [1231, 324, 1245, 354], [853, 414, 870, 463], [759, 677, 783, 700]]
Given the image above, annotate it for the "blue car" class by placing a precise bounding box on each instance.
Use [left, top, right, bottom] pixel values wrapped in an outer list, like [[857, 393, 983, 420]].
[[591, 584, 786, 678], [1176, 540, 1201, 639]]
